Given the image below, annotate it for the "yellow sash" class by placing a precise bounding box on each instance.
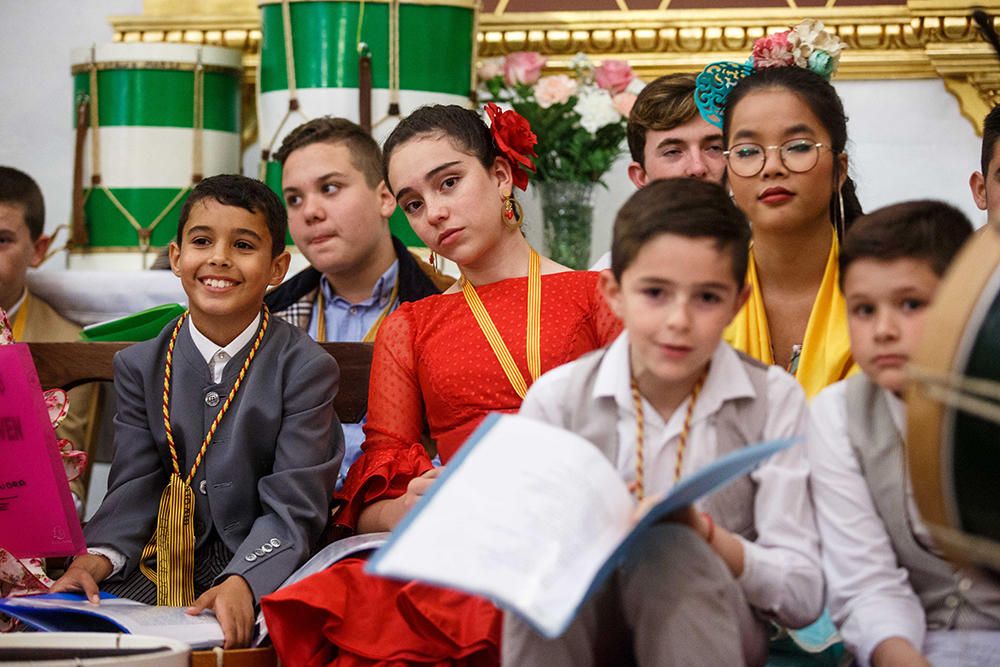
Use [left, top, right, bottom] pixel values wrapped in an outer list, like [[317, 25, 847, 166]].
[[461, 248, 542, 399], [724, 228, 856, 399], [10, 292, 29, 342]]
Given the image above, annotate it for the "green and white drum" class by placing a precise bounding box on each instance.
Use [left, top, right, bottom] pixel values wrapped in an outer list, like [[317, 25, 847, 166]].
[[70, 43, 242, 267], [257, 0, 477, 246]]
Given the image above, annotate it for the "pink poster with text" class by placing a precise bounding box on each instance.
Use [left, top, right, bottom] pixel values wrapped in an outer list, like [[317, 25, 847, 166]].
[[0, 344, 86, 558]]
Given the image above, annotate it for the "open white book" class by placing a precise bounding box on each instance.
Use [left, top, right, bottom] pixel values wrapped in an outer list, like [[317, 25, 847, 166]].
[[368, 413, 795, 639], [0, 593, 224, 649]]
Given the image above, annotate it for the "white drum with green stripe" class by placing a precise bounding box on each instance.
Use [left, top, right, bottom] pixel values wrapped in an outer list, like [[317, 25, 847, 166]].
[[257, 0, 477, 247], [71, 43, 242, 265]]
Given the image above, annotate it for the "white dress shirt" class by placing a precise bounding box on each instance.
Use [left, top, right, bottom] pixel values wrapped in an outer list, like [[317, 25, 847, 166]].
[[87, 314, 261, 576], [808, 379, 928, 666], [5, 289, 26, 321], [520, 332, 823, 628], [188, 313, 262, 384]]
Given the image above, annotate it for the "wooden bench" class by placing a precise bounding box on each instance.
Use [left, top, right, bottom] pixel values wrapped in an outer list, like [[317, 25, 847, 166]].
[[29, 341, 373, 424]]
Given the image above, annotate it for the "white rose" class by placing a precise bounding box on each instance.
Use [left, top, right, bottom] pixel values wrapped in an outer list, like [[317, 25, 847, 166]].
[[574, 87, 620, 134], [478, 56, 505, 81], [789, 19, 843, 66], [534, 75, 578, 108]]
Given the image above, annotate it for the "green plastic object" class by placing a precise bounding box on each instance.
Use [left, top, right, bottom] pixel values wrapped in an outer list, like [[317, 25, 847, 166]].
[[81, 303, 186, 342]]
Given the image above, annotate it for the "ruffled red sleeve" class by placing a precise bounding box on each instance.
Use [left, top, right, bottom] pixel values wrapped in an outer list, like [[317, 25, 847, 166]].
[[332, 304, 434, 532]]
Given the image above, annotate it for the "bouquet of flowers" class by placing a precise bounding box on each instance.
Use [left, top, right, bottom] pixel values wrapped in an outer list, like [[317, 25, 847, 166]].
[[478, 52, 644, 185]]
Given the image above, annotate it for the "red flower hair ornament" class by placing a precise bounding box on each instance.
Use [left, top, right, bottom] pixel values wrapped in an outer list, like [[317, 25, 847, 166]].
[[485, 102, 537, 191]]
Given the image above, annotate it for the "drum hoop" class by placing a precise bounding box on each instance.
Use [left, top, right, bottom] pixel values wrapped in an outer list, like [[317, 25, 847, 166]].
[[70, 62, 241, 76], [258, 0, 478, 8], [940, 264, 1000, 522], [907, 226, 1000, 552]]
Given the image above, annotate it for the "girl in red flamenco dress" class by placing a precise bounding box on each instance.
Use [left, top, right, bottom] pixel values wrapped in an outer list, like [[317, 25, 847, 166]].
[[260, 104, 621, 665]]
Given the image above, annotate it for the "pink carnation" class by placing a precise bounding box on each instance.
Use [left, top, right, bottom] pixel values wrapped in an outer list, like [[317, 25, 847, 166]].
[[533, 75, 577, 108], [751, 31, 795, 69], [612, 92, 637, 117], [477, 57, 504, 81], [504, 51, 546, 86], [594, 59, 635, 94]]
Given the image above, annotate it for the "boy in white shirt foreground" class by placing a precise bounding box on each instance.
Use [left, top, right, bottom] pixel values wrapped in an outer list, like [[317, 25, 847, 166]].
[[807, 199, 1000, 667], [504, 178, 823, 667]]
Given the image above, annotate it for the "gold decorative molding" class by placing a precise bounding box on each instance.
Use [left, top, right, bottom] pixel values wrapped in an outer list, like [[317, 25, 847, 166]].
[[108, 1, 1000, 134]]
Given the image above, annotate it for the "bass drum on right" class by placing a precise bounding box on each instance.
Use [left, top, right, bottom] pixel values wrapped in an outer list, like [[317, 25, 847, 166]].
[[908, 223, 1000, 572]]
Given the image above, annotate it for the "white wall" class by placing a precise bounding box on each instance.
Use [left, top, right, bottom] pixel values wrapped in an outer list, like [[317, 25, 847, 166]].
[[0, 0, 144, 258], [0, 1, 986, 269], [837, 79, 984, 226]]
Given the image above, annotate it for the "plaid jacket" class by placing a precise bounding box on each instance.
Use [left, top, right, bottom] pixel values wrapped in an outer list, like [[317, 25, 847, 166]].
[[265, 235, 453, 333]]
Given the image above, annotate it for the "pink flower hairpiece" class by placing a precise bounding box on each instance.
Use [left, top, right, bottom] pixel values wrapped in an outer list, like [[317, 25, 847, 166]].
[[695, 19, 845, 128], [484, 102, 538, 191]]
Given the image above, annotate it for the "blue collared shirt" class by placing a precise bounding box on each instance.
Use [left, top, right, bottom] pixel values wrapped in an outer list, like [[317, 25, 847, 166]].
[[309, 260, 400, 343], [309, 260, 399, 489]]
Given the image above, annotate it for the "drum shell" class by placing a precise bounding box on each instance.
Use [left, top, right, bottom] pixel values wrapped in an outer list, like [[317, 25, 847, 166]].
[[257, 0, 477, 247], [908, 225, 1000, 570], [70, 43, 243, 250], [0, 632, 189, 665]]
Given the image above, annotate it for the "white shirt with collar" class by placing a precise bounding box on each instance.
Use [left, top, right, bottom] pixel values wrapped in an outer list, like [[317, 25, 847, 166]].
[[87, 313, 262, 576], [520, 332, 823, 629], [808, 379, 932, 666], [6, 289, 27, 321], [188, 313, 262, 384]]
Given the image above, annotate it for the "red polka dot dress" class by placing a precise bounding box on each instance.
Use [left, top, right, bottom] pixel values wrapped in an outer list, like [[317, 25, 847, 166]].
[[261, 270, 622, 667]]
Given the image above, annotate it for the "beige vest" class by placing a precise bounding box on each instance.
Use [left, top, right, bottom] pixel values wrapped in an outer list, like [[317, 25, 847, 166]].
[[845, 374, 1000, 631], [558, 346, 771, 540]]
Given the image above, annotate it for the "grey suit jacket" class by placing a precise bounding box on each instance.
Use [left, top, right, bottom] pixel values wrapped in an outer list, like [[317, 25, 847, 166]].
[[84, 313, 344, 601]]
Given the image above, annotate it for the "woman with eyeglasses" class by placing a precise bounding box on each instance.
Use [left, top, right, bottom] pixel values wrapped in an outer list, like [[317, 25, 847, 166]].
[[720, 66, 862, 398]]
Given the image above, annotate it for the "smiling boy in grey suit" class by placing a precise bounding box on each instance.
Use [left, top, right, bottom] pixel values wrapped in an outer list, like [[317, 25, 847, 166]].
[[53, 175, 344, 648]]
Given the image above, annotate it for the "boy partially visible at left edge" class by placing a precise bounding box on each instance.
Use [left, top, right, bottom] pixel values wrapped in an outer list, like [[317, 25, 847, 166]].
[[0, 166, 96, 510], [52, 174, 344, 648]]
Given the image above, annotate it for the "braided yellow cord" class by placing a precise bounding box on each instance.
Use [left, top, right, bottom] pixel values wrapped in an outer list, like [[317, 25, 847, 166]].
[[525, 249, 541, 382], [674, 370, 708, 483], [179, 309, 270, 484], [629, 364, 709, 502], [630, 378, 646, 502]]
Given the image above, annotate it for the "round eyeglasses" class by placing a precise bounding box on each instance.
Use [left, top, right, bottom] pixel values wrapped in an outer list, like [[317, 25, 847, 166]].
[[723, 139, 831, 178]]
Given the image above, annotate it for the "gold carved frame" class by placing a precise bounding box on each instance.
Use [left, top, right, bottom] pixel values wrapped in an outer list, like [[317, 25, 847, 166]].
[[111, 0, 1000, 139]]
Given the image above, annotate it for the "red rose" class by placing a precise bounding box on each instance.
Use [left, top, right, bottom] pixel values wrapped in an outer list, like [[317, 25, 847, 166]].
[[485, 102, 537, 191]]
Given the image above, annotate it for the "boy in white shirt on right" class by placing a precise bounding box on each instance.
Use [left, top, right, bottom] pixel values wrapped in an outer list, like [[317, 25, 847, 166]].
[[808, 199, 1000, 667]]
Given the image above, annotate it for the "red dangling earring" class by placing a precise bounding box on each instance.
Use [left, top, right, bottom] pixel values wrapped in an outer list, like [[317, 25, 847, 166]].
[[503, 194, 515, 220]]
